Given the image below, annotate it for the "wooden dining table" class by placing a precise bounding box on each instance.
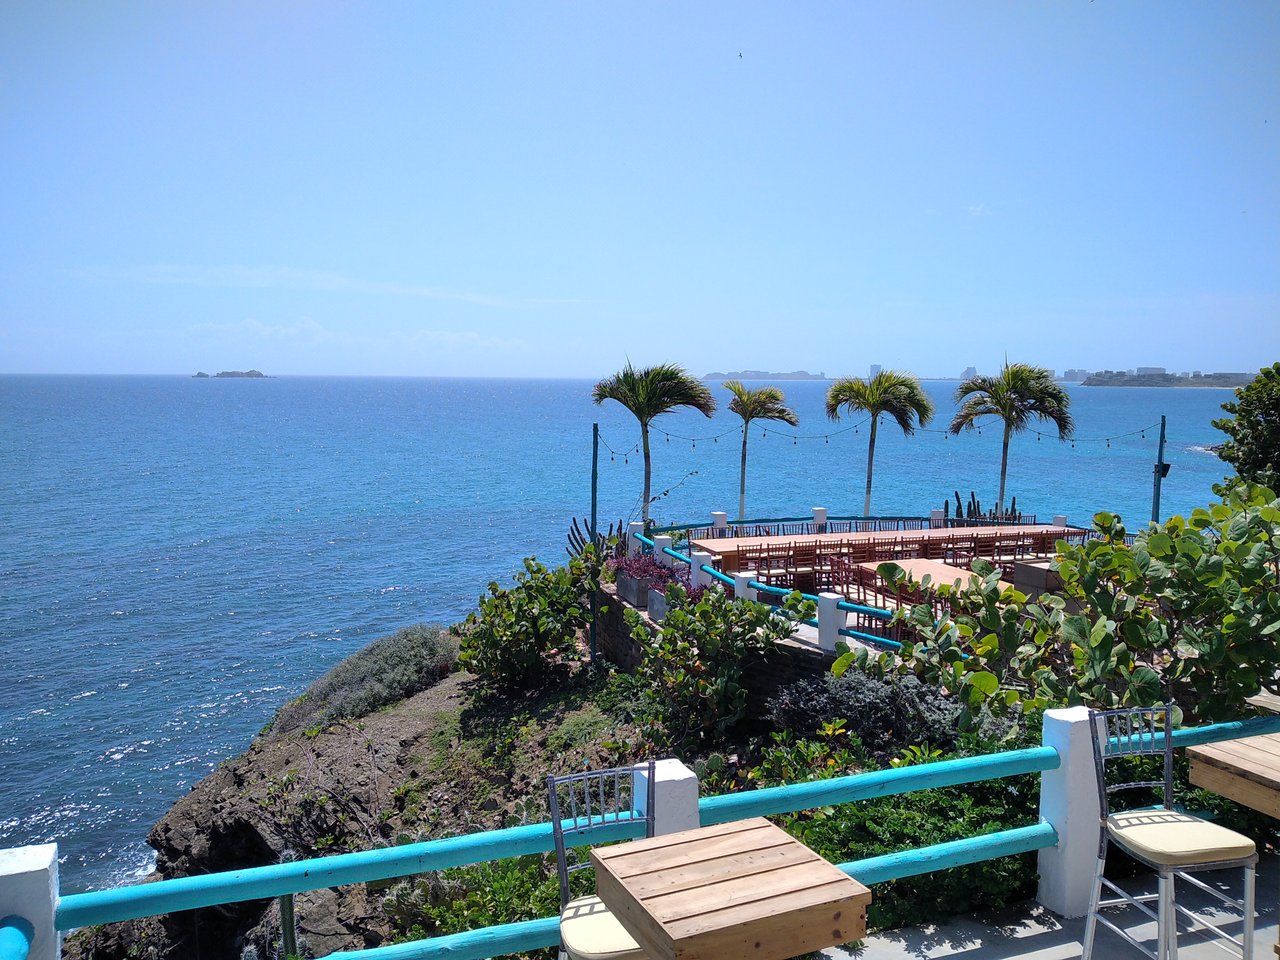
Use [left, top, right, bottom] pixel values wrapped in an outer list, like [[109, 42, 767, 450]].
[[859, 557, 1013, 592], [691, 525, 1070, 575], [1188, 732, 1280, 956], [591, 817, 871, 960]]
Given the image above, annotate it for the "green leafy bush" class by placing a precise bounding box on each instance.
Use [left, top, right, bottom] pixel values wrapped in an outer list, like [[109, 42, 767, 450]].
[[837, 485, 1280, 726], [767, 670, 960, 761], [383, 855, 561, 959], [632, 585, 813, 750], [460, 551, 601, 690], [267, 624, 457, 738]]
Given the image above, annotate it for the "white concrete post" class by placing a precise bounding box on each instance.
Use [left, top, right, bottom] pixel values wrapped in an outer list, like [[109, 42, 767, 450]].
[[930, 508, 945, 529], [1052, 514, 1068, 527], [733, 573, 757, 602], [812, 507, 827, 532], [654, 535, 674, 568], [817, 592, 846, 652], [1036, 706, 1101, 917], [627, 521, 645, 554], [635, 759, 700, 836], [0, 844, 59, 960], [689, 551, 714, 589], [710, 511, 728, 538]]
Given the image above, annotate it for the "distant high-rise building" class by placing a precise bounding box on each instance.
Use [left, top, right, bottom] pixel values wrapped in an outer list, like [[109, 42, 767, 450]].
[[961, 366, 977, 379], [869, 364, 882, 378], [1136, 366, 1166, 376], [1063, 368, 1090, 381]]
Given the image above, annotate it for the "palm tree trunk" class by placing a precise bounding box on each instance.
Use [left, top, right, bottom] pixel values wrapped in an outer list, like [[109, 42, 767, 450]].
[[738, 424, 749, 521], [641, 423, 652, 524], [997, 422, 1011, 516], [863, 416, 879, 516]]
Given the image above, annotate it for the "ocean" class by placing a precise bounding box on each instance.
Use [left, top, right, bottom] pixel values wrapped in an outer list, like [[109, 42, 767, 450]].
[[0, 374, 1241, 892]]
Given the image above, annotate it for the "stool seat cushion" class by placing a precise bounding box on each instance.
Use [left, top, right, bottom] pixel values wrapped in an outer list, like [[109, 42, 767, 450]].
[[560, 895, 647, 960], [1107, 809, 1256, 867]]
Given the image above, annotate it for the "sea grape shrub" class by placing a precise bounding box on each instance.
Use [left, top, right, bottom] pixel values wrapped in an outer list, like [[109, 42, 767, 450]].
[[267, 624, 457, 738], [837, 485, 1280, 726], [793, 772, 1041, 930], [768, 671, 960, 762], [1213, 362, 1280, 490], [460, 552, 601, 690], [632, 586, 813, 750]]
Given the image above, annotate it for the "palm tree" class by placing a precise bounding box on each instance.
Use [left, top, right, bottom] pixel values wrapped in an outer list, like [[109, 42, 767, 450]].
[[949, 362, 1074, 515], [723, 380, 799, 521], [593, 363, 716, 523], [826, 371, 935, 516]]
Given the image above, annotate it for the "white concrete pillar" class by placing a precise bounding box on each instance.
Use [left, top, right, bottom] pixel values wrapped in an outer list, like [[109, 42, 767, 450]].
[[689, 551, 714, 589], [627, 521, 645, 554], [654, 535, 674, 568], [1052, 514, 1068, 527], [1036, 707, 1101, 917], [812, 507, 828, 532], [710, 512, 728, 538], [635, 759, 700, 835], [0, 844, 59, 960], [930, 508, 945, 529], [733, 573, 757, 602], [817, 592, 846, 652]]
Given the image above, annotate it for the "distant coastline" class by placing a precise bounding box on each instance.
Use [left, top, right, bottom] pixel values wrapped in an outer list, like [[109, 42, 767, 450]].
[[193, 370, 268, 379], [1081, 371, 1249, 388], [703, 369, 826, 381]]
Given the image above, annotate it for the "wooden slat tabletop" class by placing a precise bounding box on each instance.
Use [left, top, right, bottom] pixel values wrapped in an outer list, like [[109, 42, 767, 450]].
[[691, 525, 1071, 575], [591, 817, 871, 960], [1188, 733, 1280, 819]]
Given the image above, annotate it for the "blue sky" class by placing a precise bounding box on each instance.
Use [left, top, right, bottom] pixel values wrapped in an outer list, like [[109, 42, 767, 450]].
[[2, 2, 1277, 378]]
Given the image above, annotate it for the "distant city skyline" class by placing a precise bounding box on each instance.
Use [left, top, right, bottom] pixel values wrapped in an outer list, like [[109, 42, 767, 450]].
[[2, 3, 1277, 377]]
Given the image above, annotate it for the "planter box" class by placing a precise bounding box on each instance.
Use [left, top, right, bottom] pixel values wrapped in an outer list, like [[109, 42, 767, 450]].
[[616, 572, 657, 609], [647, 588, 670, 623]]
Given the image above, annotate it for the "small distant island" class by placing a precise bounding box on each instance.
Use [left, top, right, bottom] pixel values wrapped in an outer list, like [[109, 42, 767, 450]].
[[193, 370, 268, 379], [1082, 370, 1250, 388], [704, 370, 826, 381]]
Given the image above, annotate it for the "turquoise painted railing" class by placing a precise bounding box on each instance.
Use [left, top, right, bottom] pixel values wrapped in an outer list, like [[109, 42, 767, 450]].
[[0, 917, 32, 960], [700, 564, 734, 586], [633, 533, 655, 550], [839, 626, 902, 651], [697, 746, 1059, 824], [663, 546, 688, 564], [56, 815, 647, 930], [47, 715, 1280, 960]]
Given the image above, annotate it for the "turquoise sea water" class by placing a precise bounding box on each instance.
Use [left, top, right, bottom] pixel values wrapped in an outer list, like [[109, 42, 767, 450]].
[[0, 375, 1239, 891]]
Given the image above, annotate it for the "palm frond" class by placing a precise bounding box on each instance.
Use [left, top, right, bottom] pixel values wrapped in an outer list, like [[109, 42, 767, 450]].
[[725, 380, 799, 426], [593, 362, 717, 424], [825, 370, 934, 435]]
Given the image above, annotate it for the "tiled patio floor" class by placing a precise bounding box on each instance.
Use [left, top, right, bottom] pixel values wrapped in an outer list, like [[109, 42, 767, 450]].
[[825, 854, 1278, 959]]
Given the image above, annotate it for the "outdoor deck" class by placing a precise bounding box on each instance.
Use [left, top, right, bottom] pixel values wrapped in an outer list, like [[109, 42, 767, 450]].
[[826, 856, 1277, 959]]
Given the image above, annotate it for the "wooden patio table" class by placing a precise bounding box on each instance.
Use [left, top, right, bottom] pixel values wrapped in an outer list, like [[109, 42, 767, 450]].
[[859, 557, 1013, 592], [591, 817, 871, 960], [691, 525, 1070, 575], [1187, 733, 1280, 956]]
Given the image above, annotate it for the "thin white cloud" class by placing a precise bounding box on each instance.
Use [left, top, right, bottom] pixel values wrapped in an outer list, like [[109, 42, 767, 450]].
[[78, 264, 580, 307], [966, 203, 990, 218], [186, 317, 526, 352]]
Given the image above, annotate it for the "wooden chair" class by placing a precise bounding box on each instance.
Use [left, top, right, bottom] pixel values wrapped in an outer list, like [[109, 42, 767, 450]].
[[550, 762, 657, 960]]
